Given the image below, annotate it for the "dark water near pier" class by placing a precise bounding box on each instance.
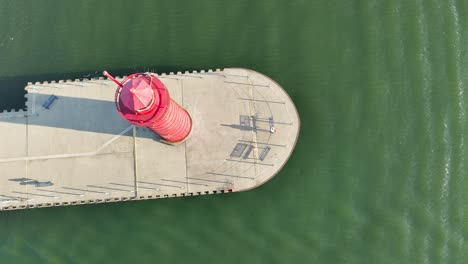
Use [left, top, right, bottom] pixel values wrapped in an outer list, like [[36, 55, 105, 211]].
[[0, 0, 466, 263]]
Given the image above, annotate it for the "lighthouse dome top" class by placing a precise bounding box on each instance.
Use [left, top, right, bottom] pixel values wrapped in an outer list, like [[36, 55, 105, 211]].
[[108, 72, 172, 126], [119, 77, 155, 112]]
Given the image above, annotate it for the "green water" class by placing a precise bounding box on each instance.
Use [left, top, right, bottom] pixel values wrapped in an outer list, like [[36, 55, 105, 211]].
[[0, 0, 466, 263]]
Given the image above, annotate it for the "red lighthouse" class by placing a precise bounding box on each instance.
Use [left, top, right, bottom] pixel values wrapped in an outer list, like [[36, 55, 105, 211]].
[[103, 71, 192, 143]]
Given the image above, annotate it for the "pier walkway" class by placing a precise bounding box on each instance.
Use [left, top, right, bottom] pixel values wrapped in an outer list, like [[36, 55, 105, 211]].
[[0, 68, 299, 210]]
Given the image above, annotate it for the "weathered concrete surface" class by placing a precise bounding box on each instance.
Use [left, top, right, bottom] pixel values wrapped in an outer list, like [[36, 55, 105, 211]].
[[0, 68, 300, 210]]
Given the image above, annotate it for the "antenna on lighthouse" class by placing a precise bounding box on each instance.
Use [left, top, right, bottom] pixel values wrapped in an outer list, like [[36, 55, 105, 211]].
[[103, 70, 123, 87]]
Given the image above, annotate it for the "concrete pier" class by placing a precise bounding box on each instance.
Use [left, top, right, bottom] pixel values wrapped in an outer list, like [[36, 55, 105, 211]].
[[0, 68, 300, 211]]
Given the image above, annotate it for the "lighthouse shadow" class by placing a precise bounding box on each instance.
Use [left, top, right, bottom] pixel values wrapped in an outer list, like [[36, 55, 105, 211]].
[[0, 93, 157, 140], [0, 65, 201, 141]]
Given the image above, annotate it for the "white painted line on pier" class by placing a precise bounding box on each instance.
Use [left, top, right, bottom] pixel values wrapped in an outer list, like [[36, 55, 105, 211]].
[[0, 125, 134, 163]]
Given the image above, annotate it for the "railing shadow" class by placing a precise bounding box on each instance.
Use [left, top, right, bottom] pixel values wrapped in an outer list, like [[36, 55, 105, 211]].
[[0, 65, 199, 110]]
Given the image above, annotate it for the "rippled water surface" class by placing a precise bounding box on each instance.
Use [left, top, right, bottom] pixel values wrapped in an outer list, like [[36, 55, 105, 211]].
[[0, 0, 466, 263]]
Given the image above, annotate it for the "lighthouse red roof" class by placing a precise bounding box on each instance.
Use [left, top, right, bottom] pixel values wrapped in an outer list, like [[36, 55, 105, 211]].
[[119, 77, 155, 112]]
